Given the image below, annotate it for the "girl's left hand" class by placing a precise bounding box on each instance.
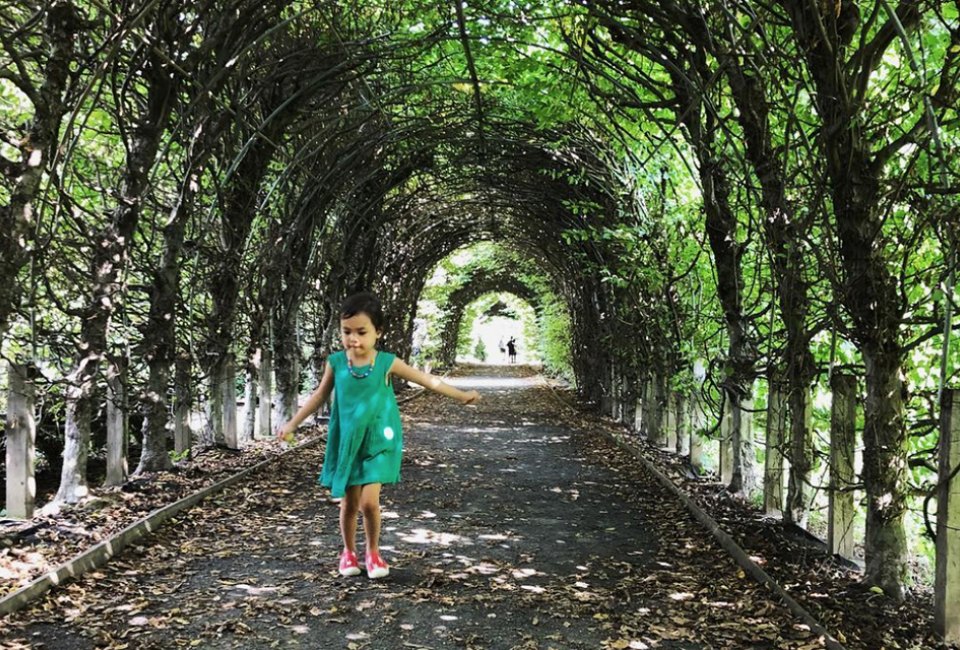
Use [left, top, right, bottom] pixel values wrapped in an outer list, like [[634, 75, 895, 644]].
[[462, 390, 481, 405]]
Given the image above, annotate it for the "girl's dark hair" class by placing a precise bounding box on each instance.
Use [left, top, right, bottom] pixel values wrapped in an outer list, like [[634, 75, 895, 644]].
[[340, 292, 385, 330]]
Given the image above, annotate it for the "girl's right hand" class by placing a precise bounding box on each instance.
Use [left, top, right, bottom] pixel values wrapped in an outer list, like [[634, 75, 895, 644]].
[[277, 425, 295, 443], [462, 390, 481, 405]]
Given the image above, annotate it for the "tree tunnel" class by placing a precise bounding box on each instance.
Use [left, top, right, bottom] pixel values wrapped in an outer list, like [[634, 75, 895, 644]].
[[1, 0, 959, 622], [426, 262, 543, 368]]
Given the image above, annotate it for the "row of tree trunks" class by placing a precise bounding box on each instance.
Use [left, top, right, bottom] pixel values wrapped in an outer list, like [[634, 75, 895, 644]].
[[645, 22, 759, 498], [778, 0, 922, 600], [713, 21, 818, 527], [620, 371, 866, 567], [56, 30, 178, 503], [205, 134, 275, 446], [137, 177, 196, 475]]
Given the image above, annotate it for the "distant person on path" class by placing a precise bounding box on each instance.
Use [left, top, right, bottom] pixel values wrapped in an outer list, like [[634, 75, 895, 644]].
[[278, 292, 480, 579], [506, 337, 517, 364], [498, 337, 506, 360]]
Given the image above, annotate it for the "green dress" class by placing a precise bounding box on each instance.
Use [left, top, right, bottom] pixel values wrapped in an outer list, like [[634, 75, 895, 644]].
[[319, 350, 403, 498]]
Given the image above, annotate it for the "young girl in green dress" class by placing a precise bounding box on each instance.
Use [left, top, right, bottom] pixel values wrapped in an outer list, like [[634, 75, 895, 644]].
[[278, 292, 480, 579]]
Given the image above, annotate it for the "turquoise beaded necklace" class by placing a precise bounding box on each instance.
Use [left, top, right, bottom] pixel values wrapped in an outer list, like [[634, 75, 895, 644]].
[[347, 352, 376, 379]]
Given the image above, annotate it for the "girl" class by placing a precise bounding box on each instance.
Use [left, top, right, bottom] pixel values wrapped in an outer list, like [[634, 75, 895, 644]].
[[277, 292, 480, 579]]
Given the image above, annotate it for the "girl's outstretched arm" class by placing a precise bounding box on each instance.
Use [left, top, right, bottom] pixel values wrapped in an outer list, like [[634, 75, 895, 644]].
[[277, 362, 334, 440], [389, 358, 480, 404]]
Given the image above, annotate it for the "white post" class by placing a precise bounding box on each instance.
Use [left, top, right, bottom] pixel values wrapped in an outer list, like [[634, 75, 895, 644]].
[[610, 365, 620, 421], [242, 366, 257, 445], [634, 396, 643, 433], [5, 363, 36, 519], [649, 377, 664, 446], [676, 395, 690, 456], [640, 379, 653, 437], [935, 388, 960, 643], [258, 344, 273, 438], [174, 351, 191, 454], [720, 397, 734, 485], [764, 377, 787, 516], [601, 364, 613, 417], [223, 354, 238, 449], [664, 393, 678, 451], [828, 373, 857, 559], [104, 363, 128, 486], [689, 393, 706, 473]]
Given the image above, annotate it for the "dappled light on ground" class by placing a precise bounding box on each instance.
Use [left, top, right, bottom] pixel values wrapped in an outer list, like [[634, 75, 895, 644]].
[[395, 528, 471, 547], [443, 373, 539, 390]]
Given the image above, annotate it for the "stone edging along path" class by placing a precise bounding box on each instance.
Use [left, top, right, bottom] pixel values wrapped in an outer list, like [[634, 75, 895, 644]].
[[0, 383, 432, 618], [0, 437, 321, 617], [536, 375, 848, 650]]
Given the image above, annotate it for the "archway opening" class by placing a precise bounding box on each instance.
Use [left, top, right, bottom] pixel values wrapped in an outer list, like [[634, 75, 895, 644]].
[[459, 292, 534, 366], [412, 243, 573, 381]]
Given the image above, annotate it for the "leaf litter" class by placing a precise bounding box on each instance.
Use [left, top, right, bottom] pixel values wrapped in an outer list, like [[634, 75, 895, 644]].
[[0, 365, 945, 649]]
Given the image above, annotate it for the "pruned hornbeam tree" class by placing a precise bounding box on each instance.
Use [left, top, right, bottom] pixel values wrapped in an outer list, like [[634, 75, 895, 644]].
[[689, 3, 822, 526], [0, 1, 81, 340]]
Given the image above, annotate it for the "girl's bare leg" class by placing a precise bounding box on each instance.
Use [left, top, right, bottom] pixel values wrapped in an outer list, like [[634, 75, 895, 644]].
[[340, 486, 362, 552], [358, 483, 383, 554]]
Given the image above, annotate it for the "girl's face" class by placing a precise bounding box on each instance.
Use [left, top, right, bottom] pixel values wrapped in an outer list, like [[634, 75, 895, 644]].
[[341, 312, 381, 358]]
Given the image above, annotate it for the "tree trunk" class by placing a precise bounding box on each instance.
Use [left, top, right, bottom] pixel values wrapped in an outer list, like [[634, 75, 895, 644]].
[[778, 0, 921, 600], [258, 343, 273, 437], [765, 374, 787, 517], [729, 395, 757, 496], [862, 349, 908, 599], [57, 368, 94, 503], [785, 385, 814, 526], [273, 314, 300, 425], [242, 352, 258, 443], [204, 359, 225, 446], [223, 355, 238, 448], [675, 59, 757, 492], [136, 206, 189, 474], [174, 350, 192, 454], [104, 361, 128, 486], [137, 347, 174, 473], [719, 36, 816, 513], [204, 118, 290, 437]]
